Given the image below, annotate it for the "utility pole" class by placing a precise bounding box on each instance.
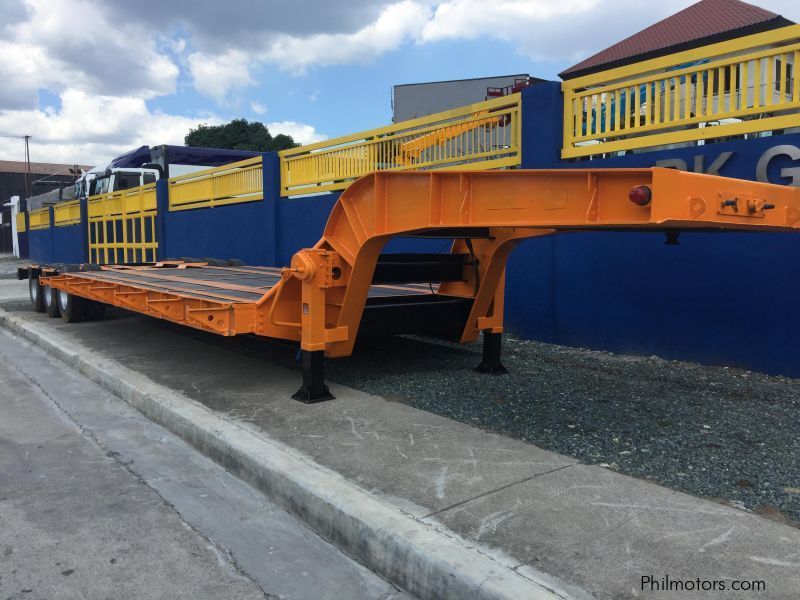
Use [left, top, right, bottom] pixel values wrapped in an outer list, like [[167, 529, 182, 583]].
[[24, 135, 32, 199]]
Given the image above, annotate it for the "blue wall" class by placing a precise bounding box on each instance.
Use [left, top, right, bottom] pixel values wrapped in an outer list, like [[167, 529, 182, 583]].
[[51, 224, 86, 264], [163, 199, 279, 264], [18, 231, 29, 259], [28, 227, 54, 264]]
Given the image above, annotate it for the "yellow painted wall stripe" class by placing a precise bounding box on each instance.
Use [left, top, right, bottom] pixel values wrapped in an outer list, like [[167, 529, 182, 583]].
[[54, 200, 81, 227], [28, 208, 50, 230]]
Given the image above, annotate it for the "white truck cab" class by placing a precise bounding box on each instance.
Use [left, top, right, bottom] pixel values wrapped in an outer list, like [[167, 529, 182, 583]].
[[75, 167, 161, 199]]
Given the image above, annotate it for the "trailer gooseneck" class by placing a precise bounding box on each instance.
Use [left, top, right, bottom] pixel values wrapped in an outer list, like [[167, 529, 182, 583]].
[[29, 168, 800, 401]]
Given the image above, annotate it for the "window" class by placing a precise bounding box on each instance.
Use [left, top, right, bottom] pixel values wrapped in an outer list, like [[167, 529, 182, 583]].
[[113, 172, 142, 191], [93, 177, 110, 195], [143, 172, 157, 185], [775, 59, 794, 94], [711, 65, 741, 95]]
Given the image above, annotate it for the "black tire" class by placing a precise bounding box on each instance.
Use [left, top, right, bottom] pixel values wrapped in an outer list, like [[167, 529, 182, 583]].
[[228, 259, 245, 267], [29, 276, 46, 313], [83, 301, 107, 321], [43, 284, 61, 318], [57, 289, 86, 323]]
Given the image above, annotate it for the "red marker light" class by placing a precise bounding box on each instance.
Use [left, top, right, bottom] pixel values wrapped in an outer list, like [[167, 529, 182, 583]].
[[629, 185, 652, 206]]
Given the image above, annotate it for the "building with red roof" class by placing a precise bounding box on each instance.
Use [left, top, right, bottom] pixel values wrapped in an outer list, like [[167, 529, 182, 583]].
[[560, 0, 794, 80]]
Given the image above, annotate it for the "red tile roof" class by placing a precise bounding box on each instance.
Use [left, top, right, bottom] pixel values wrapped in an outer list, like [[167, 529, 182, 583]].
[[560, 0, 794, 80]]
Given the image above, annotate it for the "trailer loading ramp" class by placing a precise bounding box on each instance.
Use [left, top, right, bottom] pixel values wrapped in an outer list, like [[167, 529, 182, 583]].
[[36, 168, 800, 401]]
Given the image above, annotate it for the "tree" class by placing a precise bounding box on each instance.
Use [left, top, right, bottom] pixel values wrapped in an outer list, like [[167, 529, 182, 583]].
[[185, 119, 299, 152]]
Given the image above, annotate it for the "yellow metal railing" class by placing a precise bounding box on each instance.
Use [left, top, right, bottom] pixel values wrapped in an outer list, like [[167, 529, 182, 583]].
[[168, 156, 263, 211], [54, 200, 81, 227], [279, 94, 522, 196], [16, 211, 26, 233], [88, 184, 157, 264], [28, 207, 50, 230], [562, 25, 800, 159]]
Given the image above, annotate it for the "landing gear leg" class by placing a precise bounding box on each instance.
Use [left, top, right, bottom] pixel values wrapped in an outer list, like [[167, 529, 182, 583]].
[[292, 350, 335, 403], [474, 331, 508, 375]]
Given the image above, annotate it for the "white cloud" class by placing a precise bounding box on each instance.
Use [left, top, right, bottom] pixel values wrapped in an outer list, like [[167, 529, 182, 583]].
[[0, 89, 221, 165], [253, 0, 800, 73], [188, 49, 255, 102], [265, 1, 432, 73], [266, 121, 327, 145], [250, 101, 268, 115], [0, 0, 179, 105], [0, 88, 326, 164], [420, 0, 600, 42]]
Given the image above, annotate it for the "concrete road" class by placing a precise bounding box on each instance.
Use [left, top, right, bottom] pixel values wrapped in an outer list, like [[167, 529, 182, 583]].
[[0, 328, 409, 600], [0, 279, 26, 301]]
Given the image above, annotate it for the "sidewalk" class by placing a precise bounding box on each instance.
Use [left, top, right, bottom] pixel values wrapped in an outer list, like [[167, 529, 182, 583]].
[[0, 325, 405, 600], [1, 286, 798, 599]]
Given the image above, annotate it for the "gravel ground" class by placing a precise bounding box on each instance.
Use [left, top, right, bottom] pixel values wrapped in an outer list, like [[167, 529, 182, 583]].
[[0, 254, 27, 279], [5, 297, 798, 527]]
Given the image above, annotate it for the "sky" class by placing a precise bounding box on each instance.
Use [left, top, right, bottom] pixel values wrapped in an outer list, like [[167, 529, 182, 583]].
[[0, 0, 798, 167]]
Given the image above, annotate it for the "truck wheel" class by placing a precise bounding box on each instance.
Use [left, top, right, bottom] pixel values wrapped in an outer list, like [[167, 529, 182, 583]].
[[58, 290, 86, 323], [43, 285, 61, 318], [84, 301, 107, 321], [29, 276, 46, 313]]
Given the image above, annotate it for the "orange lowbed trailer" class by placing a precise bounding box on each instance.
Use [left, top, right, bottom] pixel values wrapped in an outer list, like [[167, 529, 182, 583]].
[[30, 168, 800, 401]]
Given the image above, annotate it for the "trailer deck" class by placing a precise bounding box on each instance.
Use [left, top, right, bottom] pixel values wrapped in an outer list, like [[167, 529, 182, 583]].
[[61, 264, 436, 309], [34, 168, 800, 401]]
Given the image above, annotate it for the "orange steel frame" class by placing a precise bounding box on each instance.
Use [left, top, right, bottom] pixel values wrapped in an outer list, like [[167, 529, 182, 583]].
[[42, 168, 800, 361]]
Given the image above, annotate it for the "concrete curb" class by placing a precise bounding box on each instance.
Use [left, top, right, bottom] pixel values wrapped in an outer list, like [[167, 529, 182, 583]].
[[0, 308, 573, 600]]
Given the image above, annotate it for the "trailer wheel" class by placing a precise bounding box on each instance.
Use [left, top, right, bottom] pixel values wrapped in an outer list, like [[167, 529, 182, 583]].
[[228, 259, 245, 267], [83, 301, 107, 321], [29, 276, 46, 313], [58, 290, 86, 323], [43, 285, 61, 318]]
